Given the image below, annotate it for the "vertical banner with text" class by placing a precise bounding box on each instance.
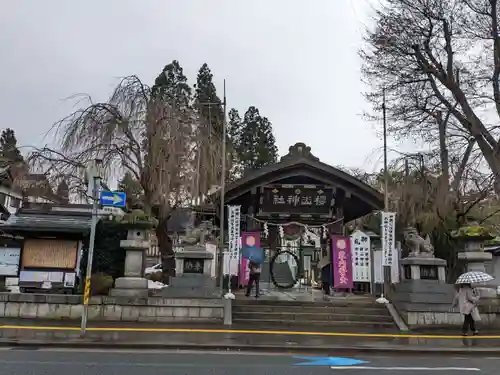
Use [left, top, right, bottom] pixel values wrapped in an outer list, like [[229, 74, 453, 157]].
[[381, 212, 396, 266], [225, 205, 241, 276], [331, 235, 354, 289], [350, 230, 371, 282]]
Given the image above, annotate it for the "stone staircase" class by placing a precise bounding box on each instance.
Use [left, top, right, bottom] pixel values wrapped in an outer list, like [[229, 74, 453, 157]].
[[232, 298, 397, 330]]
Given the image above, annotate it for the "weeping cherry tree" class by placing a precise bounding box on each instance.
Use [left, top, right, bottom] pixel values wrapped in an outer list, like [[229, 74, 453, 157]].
[[29, 75, 222, 282]]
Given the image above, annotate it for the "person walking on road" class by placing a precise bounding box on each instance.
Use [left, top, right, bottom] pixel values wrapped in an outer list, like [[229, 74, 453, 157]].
[[452, 283, 480, 336], [245, 260, 261, 298]]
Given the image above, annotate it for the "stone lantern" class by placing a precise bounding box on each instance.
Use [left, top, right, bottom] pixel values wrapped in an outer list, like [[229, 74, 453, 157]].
[[452, 218, 496, 297], [109, 210, 157, 298], [452, 219, 494, 273]]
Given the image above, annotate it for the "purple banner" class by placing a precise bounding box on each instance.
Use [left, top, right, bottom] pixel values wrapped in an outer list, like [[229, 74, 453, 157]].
[[331, 235, 354, 289]]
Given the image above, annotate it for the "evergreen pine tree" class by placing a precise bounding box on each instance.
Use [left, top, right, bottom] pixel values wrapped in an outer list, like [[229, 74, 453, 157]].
[[151, 60, 192, 109], [194, 63, 224, 136], [239, 106, 279, 173], [227, 108, 244, 180], [0, 128, 24, 165]]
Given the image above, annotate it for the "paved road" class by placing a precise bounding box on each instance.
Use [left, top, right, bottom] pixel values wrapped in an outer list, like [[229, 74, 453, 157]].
[[0, 348, 497, 374]]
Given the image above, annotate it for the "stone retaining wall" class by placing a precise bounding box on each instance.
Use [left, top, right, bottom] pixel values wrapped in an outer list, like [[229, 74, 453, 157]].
[[403, 301, 500, 327], [389, 282, 500, 328], [0, 293, 226, 323]]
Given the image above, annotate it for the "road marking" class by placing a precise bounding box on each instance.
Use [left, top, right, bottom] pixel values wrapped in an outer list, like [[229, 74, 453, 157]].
[[1, 324, 500, 339], [294, 356, 368, 366], [0, 360, 295, 367], [330, 366, 480, 371], [23, 348, 288, 356]]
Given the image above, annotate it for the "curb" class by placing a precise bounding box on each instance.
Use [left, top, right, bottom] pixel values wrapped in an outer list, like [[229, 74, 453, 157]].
[[1, 340, 499, 356]]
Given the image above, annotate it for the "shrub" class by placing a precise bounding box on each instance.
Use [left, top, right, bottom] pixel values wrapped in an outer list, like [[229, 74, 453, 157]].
[[80, 220, 127, 280], [90, 273, 114, 295]]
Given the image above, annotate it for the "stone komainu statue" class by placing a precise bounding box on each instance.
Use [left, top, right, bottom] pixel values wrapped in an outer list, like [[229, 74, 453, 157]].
[[403, 227, 435, 257]]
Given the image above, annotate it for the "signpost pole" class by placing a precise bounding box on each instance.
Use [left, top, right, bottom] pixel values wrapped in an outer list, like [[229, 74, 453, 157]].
[[80, 168, 100, 336]]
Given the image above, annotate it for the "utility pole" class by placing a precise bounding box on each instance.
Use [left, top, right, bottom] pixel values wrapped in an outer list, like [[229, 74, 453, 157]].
[[197, 82, 228, 292], [379, 88, 389, 303], [80, 159, 101, 336], [219, 79, 227, 294]]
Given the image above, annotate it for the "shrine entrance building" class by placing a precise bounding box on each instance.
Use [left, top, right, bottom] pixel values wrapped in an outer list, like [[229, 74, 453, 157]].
[[222, 142, 384, 290]]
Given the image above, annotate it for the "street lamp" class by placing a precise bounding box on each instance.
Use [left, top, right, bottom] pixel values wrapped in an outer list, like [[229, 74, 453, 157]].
[[80, 158, 102, 336]]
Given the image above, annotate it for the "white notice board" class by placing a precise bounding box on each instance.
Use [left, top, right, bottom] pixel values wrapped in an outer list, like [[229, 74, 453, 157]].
[[0, 248, 21, 276]]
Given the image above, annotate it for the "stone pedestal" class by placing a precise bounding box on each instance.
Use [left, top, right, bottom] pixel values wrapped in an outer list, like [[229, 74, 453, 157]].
[[110, 229, 150, 298], [160, 245, 220, 298], [391, 256, 455, 327], [458, 251, 496, 297], [400, 256, 447, 282]]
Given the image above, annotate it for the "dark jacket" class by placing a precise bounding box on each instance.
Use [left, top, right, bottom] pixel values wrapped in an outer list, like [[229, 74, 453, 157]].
[[321, 264, 331, 283]]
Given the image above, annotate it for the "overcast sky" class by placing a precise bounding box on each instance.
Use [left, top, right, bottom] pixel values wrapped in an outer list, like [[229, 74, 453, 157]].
[[0, 0, 416, 174]]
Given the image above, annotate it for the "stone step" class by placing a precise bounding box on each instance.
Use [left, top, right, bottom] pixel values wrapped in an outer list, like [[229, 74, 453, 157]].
[[232, 304, 389, 316], [232, 317, 396, 328], [232, 299, 381, 308], [232, 311, 394, 322]]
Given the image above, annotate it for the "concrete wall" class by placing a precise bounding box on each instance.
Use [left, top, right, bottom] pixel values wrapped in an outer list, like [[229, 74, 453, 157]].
[[0, 293, 225, 323]]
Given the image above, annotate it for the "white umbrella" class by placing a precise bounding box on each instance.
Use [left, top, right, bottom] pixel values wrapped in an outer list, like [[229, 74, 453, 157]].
[[455, 271, 494, 285]]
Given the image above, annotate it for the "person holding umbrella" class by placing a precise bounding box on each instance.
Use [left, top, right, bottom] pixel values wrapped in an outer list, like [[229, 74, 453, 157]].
[[245, 260, 262, 298], [452, 283, 480, 336], [241, 234, 264, 298], [452, 271, 494, 336]]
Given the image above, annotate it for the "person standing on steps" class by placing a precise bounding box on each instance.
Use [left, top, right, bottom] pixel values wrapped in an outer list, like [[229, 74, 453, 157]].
[[245, 260, 261, 298], [452, 283, 481, 336], [320, 262, 332, 300], [318, 254, 331, 300]]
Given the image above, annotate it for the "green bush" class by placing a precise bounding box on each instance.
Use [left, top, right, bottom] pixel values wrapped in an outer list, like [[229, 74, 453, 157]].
[[80, 220, 127, 280], [90, 273, 114, 295]]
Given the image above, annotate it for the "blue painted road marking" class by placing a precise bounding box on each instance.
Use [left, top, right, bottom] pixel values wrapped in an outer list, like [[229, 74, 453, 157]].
[[99, 191, 127, 207], [293, 356, 369, 366]]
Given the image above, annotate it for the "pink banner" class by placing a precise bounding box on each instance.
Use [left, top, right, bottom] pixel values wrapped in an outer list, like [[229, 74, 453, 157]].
[[239, 232, 261, 286], [331, 235, 354, 289]]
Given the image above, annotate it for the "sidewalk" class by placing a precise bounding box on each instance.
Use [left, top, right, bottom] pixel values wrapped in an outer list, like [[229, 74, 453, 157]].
[[2, 319, 500, 355]]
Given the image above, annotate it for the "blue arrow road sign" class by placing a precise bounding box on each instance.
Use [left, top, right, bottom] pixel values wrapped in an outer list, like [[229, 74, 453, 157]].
[[294, 356, 369, 367], [99, 191, 127, 208]]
